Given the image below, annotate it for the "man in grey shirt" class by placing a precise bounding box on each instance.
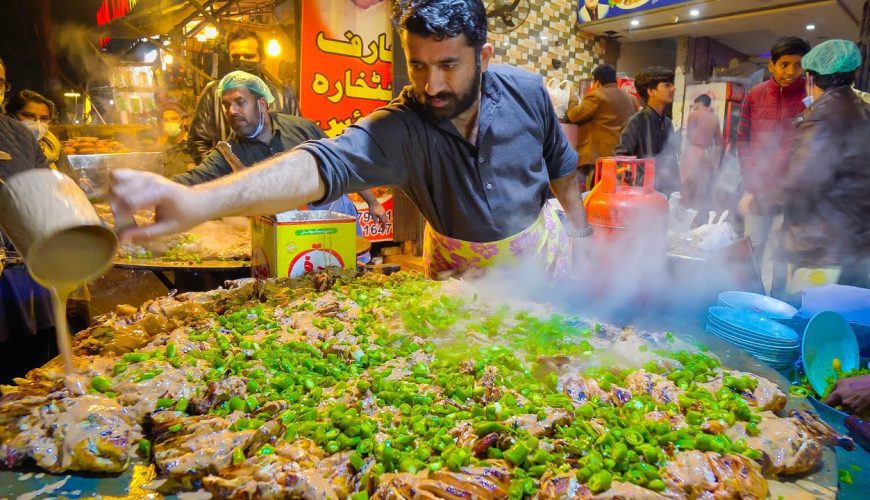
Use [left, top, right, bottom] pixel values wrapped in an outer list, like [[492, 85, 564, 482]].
[[110, 0, 589, 278]]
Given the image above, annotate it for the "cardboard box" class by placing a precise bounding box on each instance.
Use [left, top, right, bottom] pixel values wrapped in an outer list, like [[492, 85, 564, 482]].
[[251, 210, 357, 279]]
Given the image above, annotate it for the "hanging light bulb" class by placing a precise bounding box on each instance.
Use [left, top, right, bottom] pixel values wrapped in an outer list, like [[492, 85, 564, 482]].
[[203, 25, 218, 39], [266, 38, 282, 57]]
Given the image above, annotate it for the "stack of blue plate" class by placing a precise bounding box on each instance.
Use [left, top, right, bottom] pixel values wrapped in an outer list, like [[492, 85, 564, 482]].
[[717, 291, 798, 320], [706, 306, 800, 370]]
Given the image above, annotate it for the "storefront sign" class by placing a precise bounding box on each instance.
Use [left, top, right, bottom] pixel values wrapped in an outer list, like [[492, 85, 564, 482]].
[[96, 0, 139, 47], [354, 196, 394, 242], [577, 0, 691, 24], [299, 0, 393, 137]]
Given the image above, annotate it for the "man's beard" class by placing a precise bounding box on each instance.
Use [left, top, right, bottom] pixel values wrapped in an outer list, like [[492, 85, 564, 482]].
[[417, 63, 482, 122]]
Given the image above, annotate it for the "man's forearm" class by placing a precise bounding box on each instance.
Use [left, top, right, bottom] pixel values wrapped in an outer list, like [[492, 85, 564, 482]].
[[194, 149, 327, 218], [550, 171, 589, 233]]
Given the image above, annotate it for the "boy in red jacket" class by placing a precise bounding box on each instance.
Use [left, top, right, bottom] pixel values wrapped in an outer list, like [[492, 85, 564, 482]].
[[736, 36, 810, 293]]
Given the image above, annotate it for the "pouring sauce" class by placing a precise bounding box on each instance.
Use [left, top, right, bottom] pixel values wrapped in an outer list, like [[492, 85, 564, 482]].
[[28, 227, 117, 392]]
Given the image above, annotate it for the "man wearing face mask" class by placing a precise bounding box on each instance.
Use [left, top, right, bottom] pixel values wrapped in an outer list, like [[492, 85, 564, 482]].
[[158, 103, 195, 178], [4, 90, 61, 171], [187, 29, 299, 164], [174, 71, 386, 228]]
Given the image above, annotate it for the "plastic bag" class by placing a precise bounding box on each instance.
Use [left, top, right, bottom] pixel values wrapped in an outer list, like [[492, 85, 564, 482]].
[[691, 210, 737, 251], [667, 192, 698, 237], [546, 78, 571, 119]]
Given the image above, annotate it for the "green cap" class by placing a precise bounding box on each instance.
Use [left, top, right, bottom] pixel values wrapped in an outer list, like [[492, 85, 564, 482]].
[[218, 71, 275, 104], [802, 39, 862, 75]]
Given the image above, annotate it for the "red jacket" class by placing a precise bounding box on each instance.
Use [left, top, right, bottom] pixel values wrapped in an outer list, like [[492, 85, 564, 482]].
[[735, 77, 806, 194]]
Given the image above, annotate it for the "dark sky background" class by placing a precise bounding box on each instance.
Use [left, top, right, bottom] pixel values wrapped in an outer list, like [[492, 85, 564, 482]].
[[0, 0, 101, 104]]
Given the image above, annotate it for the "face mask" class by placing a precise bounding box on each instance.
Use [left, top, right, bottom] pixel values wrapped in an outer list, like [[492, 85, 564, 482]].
[[230, 59, 262, 75], [23, 120, 48, 141], [164, 122, 182, 137], [245, 101, 265, 139], [802, 95, 813, 107]]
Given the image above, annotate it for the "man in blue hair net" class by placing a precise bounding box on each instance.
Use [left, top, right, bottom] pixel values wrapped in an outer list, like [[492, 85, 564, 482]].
[[746, 39, 870, 303], [175, 71, 388, 229]]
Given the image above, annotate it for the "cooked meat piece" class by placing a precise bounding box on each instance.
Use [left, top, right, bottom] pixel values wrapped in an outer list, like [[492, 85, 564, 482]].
[[699, 371, 786, 412], [114, 360, 204, 421], [476, 365, 504, 404], [316, 451, 359, 497], [624, 370, 679, 406], [426, 464, 511, 498], [537, 472, 593, 499], [610, 385, 632, 406], [706, 453, 769, 498], [472, 432, 501, 457], [72, 324, 152, 356], [189, 376, 248, 415], [663, 450, 767, 499], [790, 410, 854, 450], [203, 452, 340, 499], [372, 464, 511, 500], [3, 394, 135, 473], [644, 411, 688, 430], [152, 412, 258, 477], [372, 472, 440, 499], [450, 421, 478, 448], [725, 412, 822, 476], [663, 450, 718, 495], [559, 373, 612, 406], [505, 409, 571, 437], [593, 481, 669, 499]]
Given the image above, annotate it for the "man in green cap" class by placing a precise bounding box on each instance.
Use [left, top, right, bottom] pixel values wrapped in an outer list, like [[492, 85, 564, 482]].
[[749, 39, 870, 299], [175, 71, 387, 225]]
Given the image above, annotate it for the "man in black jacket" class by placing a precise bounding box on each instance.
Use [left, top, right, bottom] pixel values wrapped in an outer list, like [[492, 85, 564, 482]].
[[187, 29, 299, 163], [0, 56, 57, 384], [613, 66, 679, 194]]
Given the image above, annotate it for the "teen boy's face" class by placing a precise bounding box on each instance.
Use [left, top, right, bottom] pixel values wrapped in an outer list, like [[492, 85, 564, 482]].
[[769, 54, 803, 87], [649, 81, 675, 104]]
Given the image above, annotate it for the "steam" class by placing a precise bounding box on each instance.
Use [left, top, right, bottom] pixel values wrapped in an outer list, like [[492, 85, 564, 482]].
[[54, 24, 121, 88], [449, 199, 751, 328]]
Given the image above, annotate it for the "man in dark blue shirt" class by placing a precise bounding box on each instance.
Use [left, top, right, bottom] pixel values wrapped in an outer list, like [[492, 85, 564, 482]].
[[110, 0, 589, 278]]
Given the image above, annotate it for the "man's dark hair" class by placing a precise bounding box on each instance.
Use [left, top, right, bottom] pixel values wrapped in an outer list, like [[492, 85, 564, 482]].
[[394, 0, 487, 50], [592, 64, 617, 85], [5, 90, 56, 120], [770, 36, 811, 63], [693, 94, 711, 107], [226, 28, 264, 59], [807, 70, 856, 91], [634, 66, 674, 102]]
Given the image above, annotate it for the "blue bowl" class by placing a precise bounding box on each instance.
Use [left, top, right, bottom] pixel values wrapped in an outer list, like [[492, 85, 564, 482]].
[[707, 306, 799, 342], [718, 290, 798, 320], [802, 311, 860, 397]]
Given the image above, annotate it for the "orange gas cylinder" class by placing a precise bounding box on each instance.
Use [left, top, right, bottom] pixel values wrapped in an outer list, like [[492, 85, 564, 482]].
[[584, 157, 669, 246]]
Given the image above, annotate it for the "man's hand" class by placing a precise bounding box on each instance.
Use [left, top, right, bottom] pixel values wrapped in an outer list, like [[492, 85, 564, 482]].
[[367, 200, 389, 226], [737, 192, 754, 217], [109, 169, 211, 243], [825, 374, 870, 416]]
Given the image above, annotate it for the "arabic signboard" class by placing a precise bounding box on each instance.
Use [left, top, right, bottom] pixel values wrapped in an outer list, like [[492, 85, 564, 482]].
[[299, 0, 393, 137], [577, 0, 692, 24]]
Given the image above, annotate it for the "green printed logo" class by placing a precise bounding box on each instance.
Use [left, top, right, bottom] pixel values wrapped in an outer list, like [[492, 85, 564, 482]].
[[295, 228, 338, 236]]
